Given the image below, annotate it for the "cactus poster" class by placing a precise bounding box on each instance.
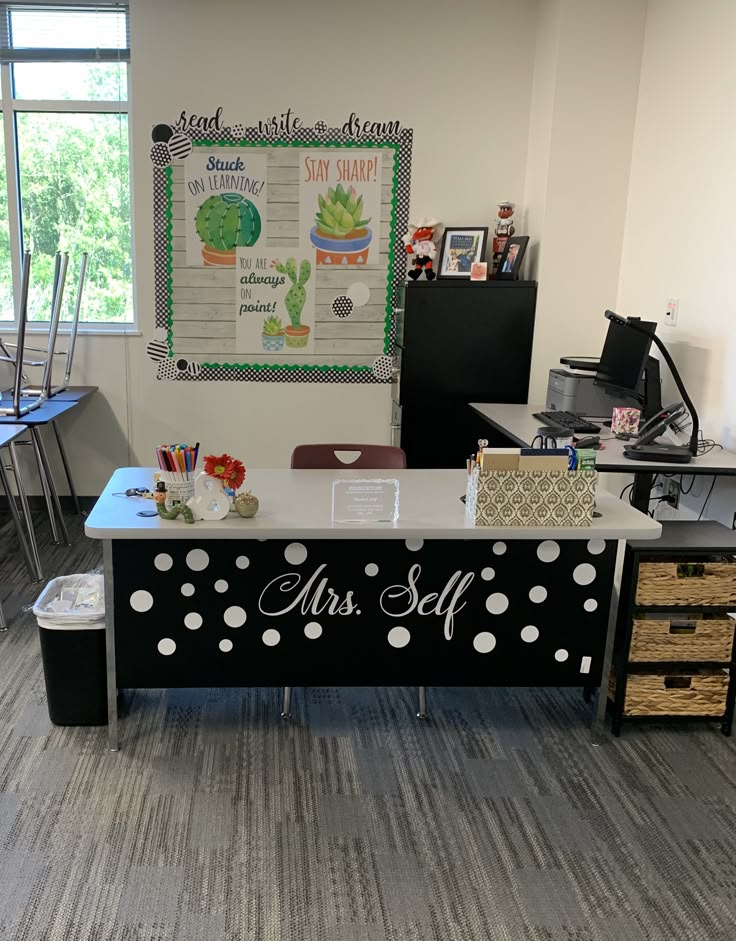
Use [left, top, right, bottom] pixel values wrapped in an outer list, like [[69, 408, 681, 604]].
[[300, 149, 384, 268], [235, 249, 315, 355], [185, 149, 267, 267]]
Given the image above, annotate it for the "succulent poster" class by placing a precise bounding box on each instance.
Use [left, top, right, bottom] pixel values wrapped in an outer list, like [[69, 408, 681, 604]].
[[299, 149, 384, 268], [185, 149, 267, 266], [235, 248, 315, 355]]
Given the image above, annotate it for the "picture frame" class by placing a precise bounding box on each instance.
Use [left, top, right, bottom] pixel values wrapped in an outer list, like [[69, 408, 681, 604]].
[[495, 235, 529, 280], [437, 227, 489, 278]]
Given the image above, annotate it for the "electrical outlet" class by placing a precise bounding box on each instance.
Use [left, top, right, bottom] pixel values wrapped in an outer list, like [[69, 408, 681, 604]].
[[665, 478, 680, 508], [665, 297, 679, 327]]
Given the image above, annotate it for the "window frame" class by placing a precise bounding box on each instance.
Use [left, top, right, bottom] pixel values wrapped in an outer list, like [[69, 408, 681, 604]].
[[0, 2, 135, 334]]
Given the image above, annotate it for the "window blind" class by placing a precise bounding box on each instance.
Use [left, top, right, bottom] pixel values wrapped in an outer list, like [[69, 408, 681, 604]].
[[0, 3, 129, 63]]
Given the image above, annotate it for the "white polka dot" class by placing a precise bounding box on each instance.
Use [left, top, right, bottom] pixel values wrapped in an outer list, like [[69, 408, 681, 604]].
[[573, 563, 597, 586], [186, 548, 209, 572], [157, 638, 176, 656], [219, 638, 233, 653], [214, 579, 228, 593], [284, 543, 307, 565], [130, 590, 153, 613], [587, 539, 606, 555], [555, 649, 569, 662], [262, 629, 280, 646], [481, 567, 495, 581], [180, 583, 195, 597], [305, 621, 322, 639], [537, 540, 560, 563], [473, 631, 496, 653], [154, 553, 173, 571], [405, 538, 423, 552], [492, 542, 507, 555], [485, 592, 509, 615], [388, 626, 411, 648], [584, 598, 598, 612], [236, 555, 250, 569], [346, 281, 371, 306], [184, 612, 202, 630], [224, 606, 246, 628], [529, 586, 548, 604], [365, 563, 379, 577], [521, 625, 539, 643]]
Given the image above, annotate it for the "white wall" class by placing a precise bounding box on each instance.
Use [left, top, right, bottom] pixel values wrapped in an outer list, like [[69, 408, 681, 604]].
[[47, 0, 539, 494], [618, 0, 736, 523]]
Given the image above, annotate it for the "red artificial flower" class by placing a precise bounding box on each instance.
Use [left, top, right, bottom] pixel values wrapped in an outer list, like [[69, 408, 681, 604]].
[[203, 454, 246, 490]]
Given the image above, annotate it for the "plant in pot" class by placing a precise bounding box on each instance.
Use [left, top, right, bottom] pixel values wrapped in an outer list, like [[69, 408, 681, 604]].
[[261, 315, 285, 352], [195, 192, 261, 266], [272, 258, 312, 347], [310, 184, 372, 265]]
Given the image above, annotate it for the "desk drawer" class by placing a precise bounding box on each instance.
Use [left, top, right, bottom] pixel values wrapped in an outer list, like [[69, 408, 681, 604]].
[[611, 668, 729, 717], [630, 614, 735, 663], [636, 562, 736, 606]]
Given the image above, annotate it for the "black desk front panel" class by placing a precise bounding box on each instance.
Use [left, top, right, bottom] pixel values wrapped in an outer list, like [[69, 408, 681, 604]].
[[113, 536, 615, 688]]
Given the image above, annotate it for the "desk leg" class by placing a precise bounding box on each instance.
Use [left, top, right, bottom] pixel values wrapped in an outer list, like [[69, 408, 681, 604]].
[[8, 442, 43, 581], [51, 420, 81, 515], [631, 472, 654, 513], [592, 539, 626, 744], [30, 427, 70, 546], [103, 540, 119, 751], [0, 453, 41, 582]]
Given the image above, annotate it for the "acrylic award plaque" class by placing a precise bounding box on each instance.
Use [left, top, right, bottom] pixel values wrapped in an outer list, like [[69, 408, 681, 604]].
[[331, 478, 400, 523]]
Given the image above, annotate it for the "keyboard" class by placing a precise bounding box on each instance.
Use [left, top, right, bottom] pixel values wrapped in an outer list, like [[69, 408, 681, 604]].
[[532, 410, 601, 434]]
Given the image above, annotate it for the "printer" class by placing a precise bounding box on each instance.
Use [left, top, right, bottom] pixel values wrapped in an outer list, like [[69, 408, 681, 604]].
[[545, 355, 662, 421]]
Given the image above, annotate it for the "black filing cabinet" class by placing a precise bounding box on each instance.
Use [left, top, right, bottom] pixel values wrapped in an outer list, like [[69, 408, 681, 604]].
[[392, 280, 537, 468]]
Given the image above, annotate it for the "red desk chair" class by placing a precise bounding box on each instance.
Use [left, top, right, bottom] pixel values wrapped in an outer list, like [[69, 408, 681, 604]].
[[283, 443, 423, 720]]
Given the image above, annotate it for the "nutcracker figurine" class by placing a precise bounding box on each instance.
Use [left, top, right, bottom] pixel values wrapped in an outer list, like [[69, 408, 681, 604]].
[[492, 201, 516, 276]]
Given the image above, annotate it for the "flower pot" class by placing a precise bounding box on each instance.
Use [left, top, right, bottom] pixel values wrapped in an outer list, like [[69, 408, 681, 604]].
[[201, 246, 236, 267], [309, 226, 372, 265], [262, 333, 285, 351], [284, 325, 311, 348]]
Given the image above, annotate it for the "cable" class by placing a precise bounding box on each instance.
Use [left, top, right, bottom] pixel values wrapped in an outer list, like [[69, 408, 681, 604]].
[[697, 476, 717, 521], [680, 474, 695, 494]]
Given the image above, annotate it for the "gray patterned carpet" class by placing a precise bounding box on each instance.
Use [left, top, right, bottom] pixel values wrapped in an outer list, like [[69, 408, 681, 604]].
[[3, 512, 736, 939]]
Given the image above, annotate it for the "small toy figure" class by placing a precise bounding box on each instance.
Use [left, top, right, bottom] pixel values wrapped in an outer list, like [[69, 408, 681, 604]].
[[492, 201, 516, 276], [403, 218, 443, 281]]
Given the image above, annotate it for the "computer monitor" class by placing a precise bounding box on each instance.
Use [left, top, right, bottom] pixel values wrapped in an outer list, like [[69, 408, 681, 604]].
[[594, 316, 656, 398]]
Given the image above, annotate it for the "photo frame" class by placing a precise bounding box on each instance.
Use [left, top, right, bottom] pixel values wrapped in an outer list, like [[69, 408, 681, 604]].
[[437, 227, 489, 278], [495, 235, 529, 280]]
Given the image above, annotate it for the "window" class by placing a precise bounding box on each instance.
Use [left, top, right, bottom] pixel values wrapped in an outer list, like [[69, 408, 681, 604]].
[[0, 2, 131, 326]]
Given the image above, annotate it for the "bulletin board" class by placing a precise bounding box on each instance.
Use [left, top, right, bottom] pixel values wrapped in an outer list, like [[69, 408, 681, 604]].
[[148, 115, 412, 383]]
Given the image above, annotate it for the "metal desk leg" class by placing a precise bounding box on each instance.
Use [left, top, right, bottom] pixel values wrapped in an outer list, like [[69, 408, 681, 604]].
[[30, 426, 70, 546], [417, 686, 428, 719], [103, 540, 119, 750], [0, 455, 41, 582], [51, 420, 81, 515], [630, 472, 654, 513], [281, 687, 292, 719], [592, 539, 626, 744], [0, 599, 6, 632], [7, 442, 43, 581]]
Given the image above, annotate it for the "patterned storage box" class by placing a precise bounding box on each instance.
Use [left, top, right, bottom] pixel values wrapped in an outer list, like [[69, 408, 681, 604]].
[[466, 467, 597, 527]]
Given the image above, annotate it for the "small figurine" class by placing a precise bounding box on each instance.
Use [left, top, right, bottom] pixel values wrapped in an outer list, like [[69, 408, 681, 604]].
[[233, 491, 259, 518], [156, 501, 195, 524], [403, 218, 443, 281], [492, 202, 515, 277]]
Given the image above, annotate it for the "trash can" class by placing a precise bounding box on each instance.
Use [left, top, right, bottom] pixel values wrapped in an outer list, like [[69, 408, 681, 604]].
[[33, 574, 107, 725]]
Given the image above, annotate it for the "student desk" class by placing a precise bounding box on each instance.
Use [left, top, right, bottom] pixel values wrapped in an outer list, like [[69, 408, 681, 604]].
[[86, 467, 660, 750], [470, 402, 736, 512]]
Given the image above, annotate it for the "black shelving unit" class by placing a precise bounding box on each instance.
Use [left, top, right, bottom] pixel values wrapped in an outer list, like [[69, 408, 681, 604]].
[[392, 280, 537, 469], [611, 520, 736, 735]]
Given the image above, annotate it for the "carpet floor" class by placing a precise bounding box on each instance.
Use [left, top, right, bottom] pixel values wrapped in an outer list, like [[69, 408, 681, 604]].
[[2, 513, 736, 940]]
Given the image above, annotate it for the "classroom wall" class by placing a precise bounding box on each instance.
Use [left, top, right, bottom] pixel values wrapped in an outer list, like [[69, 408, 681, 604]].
[[617, 0, 736, 523]]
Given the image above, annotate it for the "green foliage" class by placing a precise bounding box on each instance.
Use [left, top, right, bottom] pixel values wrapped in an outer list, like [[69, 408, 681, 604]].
[[272, 257, 311, 327], [314, 183, 371, 237], [195, 193, 261, 251], [262, 315, 283, 336]]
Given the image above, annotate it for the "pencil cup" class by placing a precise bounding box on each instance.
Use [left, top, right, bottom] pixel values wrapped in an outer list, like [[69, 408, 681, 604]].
[[160, 472, 195, 510]]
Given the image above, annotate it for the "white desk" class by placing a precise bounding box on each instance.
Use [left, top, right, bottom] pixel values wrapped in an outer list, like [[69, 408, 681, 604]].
[[470, 402, 736, 511], [86, 467, 660, 749]]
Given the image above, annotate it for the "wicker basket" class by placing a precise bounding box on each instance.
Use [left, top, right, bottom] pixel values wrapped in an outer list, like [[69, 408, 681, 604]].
[[635, 562, 736, 606], [609, 668, 729, 716], [630, 615, 735, 662]]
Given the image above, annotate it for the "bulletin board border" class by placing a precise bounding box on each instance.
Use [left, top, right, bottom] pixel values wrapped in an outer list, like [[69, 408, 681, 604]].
[[152, 126, 412, 383]]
